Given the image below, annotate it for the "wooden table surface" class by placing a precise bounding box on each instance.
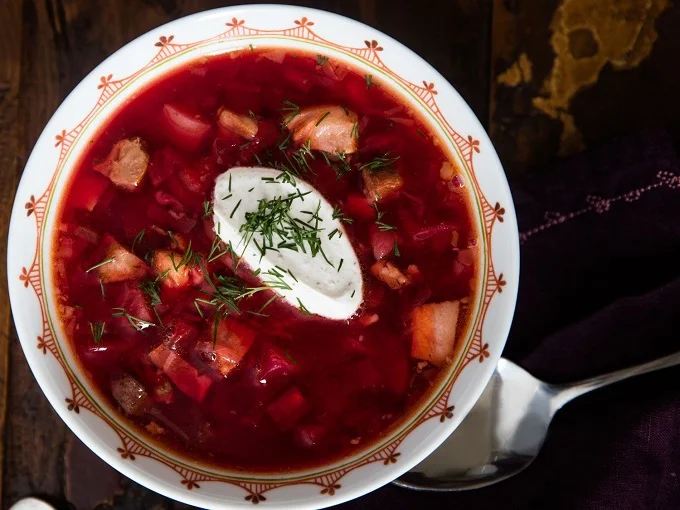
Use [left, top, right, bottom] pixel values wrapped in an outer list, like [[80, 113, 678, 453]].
[[1, 1, 679, 508]]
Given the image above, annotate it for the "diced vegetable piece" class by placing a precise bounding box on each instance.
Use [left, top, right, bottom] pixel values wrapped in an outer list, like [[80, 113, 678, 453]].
[[94, 137, 150, 191], [370, 228, 397, 260], [145, 421, 165, 435], [97, 235, 148, 283], [164, 318, 200, 355], [410, 301, 460, 366], [211, 319, 256, 377], [267, 386, 310, 431], [149, 344, 212, 402], [153, 249, 190, 288], [439, 161, 455, 180], [286, 105, 359, 154], [217, 107, 259, 140], [260, 346, 297, 383], [162, 104, 212, 152], [362, 167, 403, 203], [149, 147, 186, 186], [370, 260, 410, 290], [151, 379, 175, 404], [344, 194, 376, 221], [293, 423, 327, 448], [111, 374, 150, 416]]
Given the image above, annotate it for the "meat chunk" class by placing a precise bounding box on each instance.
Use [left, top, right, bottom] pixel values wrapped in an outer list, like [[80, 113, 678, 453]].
[[111, 374, 150, 416], [286, 105, 358, 154], [410, 301, 460, 366], [217, 107, 258, 140], [362, 167, 403, 202], [153, 249, 190, 288], [94, 137, 149, 191], [97, 235, 148, 283], [370, 260, 411, 290], [210, 319, 256, 376]]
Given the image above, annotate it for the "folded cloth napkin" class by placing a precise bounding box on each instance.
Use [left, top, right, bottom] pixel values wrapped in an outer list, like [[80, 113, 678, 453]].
[[343, 129, 680, 510]]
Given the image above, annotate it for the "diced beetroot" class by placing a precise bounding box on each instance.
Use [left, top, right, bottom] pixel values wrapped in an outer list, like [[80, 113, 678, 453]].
[[149, 147, 186, 186], [293, 423, 328, 448], [370, 228, 397, 260], [69, 172, 110, 211], [111, 374, 150, 416], [212, 137, 240, 166], [344, 194, 376, 222], [162, 104, 212, 152], [210, 319, 256, 376], [97, 235, 148, 283], [412, 223, 457, 242], [259, 346, 297, 384], [110, 282, 155, 329], [149, 344, 212, 402], [177, 157, 218, 194], [154, 190, 184, 211], [410, 301, 460, 366], [458, 248, 476, 266], [94, 137, 150, 191], [253, 120, 279, 149], [267, 386, 310, 431], [164, 318, 199, 355]]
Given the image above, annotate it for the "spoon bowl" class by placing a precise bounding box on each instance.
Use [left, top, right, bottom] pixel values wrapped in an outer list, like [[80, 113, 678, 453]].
[[395, 352, 680, 491]]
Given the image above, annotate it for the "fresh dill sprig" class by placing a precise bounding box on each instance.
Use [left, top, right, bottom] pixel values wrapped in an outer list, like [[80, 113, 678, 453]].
[[89, 321, 105, 343], [359, 152, 400, 172], [85, 257, 114, 273], [131, 229, 145, 254], [317, 54, 329, 66], [374, 203, 397, 232], [111, 308, 156, 331], [332, 204, 354, 224]]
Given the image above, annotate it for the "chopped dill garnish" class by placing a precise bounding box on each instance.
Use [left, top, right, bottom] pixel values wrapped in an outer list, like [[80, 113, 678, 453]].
[[332, 204, 354, 224], [283, 349, 297, 364], [328, 228, 339, 240], [170, 240, 194, 271], [351, 289, 356, 298], [85, 257, 114, 273], [417, 128, 427, 139], [316, 111, 331, 127], [359, 152, 399, 172], [99, 278, 106, 299], [281, 99, 301, 126], [337, 258, 344, 272], [228, 173, 232, 192], [249, 44, 254, 51], [350, 122, 359, 139], [131, 229, 145, 254], [230, 199, 242, 219], [139, 277, 162, 306], [374, 203, 397, 232], [365, 74, 380, 89], [240, 140, 252, 150], [317, 54, 328, 66], [111, 308, 156, 331], [248, 110, 255, 119], [287, 269, 298, 282], [89, 321, 105, 343], [203, 201, 213, 218], [297, 298, 311, 315], [341, 106, 350, 116], [249, 187, 255, 192], [394, 241, 401, 257], [222, 193, 232, 201]]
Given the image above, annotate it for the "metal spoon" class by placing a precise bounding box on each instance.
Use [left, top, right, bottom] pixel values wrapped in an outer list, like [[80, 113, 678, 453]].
[[395, 352, 680, 491]]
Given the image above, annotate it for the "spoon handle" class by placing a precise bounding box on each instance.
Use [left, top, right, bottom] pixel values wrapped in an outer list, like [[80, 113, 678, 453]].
[[548, 351, 680, 413]]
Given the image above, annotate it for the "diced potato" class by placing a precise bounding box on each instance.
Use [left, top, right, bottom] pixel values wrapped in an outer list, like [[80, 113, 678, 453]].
[[97, 236, 148, 283], [153, 249, 190, 288], [370, 260, 411, 290], [287, 105, 358, 154], [217, 107, 259, 140], [410, 301, 460, 366], [145, 421, 165, 435], [111, 374, 150, 416], [94, 137, 149, 191], [440, 161, 455, 180], [362, 167, 403, 202], [211, 319, 256, 376]]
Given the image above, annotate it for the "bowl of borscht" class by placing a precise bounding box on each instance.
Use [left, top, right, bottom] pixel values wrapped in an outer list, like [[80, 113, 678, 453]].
[[7, 5, 519, 508]]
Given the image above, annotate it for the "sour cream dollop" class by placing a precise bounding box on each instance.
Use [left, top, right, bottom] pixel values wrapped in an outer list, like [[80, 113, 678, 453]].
[[212, 166, 363, 320]]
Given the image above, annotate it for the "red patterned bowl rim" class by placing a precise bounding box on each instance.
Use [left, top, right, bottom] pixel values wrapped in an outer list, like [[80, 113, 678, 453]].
[[7, 5, 519, 509]]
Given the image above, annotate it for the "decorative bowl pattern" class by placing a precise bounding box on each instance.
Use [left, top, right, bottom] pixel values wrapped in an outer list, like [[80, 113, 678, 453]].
[[7, 6, 519, 509]]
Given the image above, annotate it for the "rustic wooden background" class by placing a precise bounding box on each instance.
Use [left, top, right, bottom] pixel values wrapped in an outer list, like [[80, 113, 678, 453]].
[[1, 0, 679, 508]]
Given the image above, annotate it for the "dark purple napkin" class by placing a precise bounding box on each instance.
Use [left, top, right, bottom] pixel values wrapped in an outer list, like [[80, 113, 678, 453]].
[[340, 129, 680, 509]]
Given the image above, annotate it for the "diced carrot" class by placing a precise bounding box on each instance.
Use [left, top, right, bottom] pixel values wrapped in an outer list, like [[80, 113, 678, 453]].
[[94, 137, 150, 191], [287, 105, 358, 154], [110, 374, 150, 416], [153, 249, 190, 288], [267, 386, 310, 431], [410, 301, 460, 366], [370, 260, 411, 290], [97, 236, 148, 283], [211, 318, 256, 376], [217, 107, 259, 139], [362, 167, 403, 203]]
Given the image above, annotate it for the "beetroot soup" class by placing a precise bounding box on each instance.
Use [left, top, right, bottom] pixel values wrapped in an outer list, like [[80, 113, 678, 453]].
[[53, 48, 479, 470]]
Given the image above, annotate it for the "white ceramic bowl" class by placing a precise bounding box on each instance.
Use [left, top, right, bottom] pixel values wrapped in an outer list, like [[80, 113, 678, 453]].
[[7, 5, 519, 509]]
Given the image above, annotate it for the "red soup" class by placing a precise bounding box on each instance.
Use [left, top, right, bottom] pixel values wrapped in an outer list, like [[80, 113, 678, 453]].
[[53, 48, 479, 470]]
